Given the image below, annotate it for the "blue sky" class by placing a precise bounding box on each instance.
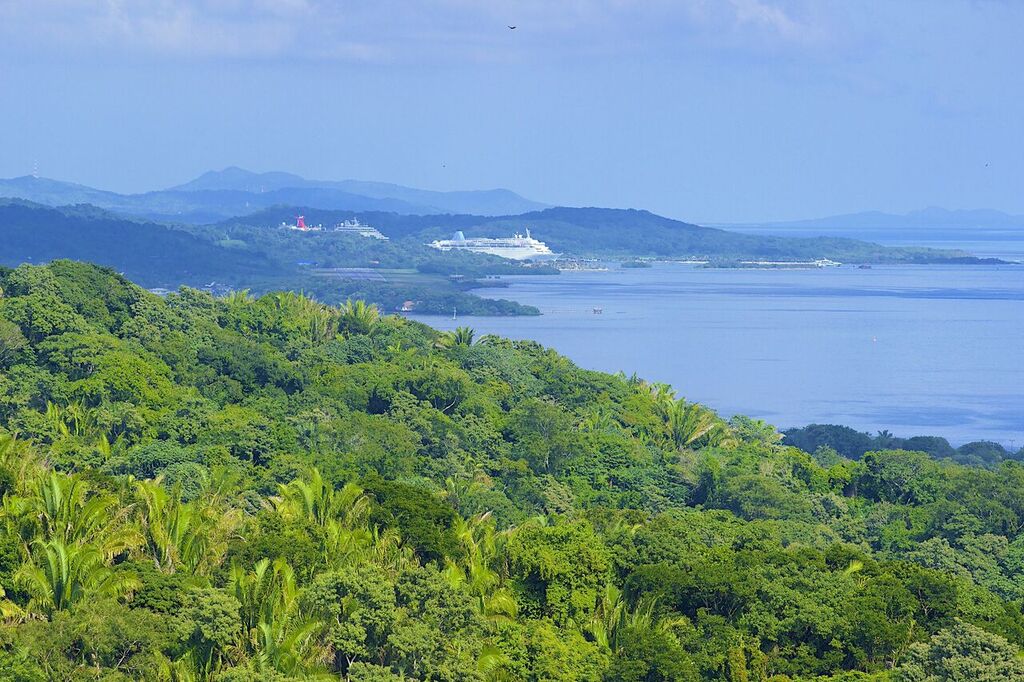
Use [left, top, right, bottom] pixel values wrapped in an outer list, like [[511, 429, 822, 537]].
[[0, 1, 1021, 222]]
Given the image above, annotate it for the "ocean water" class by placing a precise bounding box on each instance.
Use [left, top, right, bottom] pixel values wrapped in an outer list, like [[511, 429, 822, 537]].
[[883, 239, 1024, 262], [412, 263, 1024, 447]]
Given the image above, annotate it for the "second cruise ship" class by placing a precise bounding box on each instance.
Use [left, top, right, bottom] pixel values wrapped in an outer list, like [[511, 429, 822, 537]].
[[428, 229, 560, 262]]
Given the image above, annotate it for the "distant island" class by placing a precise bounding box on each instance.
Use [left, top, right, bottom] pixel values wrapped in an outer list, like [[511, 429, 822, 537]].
[[0, 171, 1012, 316], [719, 207, 1024, 257]]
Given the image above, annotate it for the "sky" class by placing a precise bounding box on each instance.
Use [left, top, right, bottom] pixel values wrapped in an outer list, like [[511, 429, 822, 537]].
[[0, 1, 1022, 223]]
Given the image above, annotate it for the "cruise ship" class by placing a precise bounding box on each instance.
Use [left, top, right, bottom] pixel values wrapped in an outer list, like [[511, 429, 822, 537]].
[[428, 229, 560, 262], [334, 218, 388, 240], [281, 215, 323, 231], [279, 216, 389, 240]]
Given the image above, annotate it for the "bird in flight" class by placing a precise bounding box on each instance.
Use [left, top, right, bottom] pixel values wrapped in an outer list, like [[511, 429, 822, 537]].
[[508, 25, 516, 30]]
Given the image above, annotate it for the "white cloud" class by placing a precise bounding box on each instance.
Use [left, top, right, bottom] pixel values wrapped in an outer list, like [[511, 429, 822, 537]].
[[730, 0, 803, 36]]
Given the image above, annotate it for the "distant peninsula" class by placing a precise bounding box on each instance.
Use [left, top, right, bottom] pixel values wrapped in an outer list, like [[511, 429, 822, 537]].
[[0, 171, 1012, 317]]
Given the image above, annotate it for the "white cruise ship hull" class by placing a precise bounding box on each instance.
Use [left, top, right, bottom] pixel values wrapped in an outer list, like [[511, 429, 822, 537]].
[[429, 229, 561, 261], [434, 244, 561, 261]]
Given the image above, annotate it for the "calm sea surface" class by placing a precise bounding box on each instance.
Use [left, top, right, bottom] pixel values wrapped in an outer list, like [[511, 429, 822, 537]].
[[412, 262, 1024, 446]]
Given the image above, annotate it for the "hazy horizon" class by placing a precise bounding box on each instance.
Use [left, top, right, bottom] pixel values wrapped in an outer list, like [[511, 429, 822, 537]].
[[2, 1, 1023, 223], [7, 166, 1024, 229]]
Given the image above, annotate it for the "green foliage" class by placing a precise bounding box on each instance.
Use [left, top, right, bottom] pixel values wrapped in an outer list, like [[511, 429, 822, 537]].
[[0, 318, 27, 368], [506, 521, 609, 626], [0, 261, 1021, 681], [363, 477, 457, 562], [897, 620, 1024, 681], [785, 424, 1017, 469], [13, 598, 173, 678]]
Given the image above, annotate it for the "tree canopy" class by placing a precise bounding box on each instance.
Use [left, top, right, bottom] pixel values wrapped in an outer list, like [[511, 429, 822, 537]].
[[0, 261, 1022, 680]]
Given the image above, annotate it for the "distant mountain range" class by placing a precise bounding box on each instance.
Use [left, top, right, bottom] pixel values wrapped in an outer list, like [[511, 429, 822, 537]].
[[5, 169, 1022, 240], [0, 167, 548, 223]]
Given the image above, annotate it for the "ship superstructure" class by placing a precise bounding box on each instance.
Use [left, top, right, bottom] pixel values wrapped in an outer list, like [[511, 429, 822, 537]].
[[281, 215, 324, 231], [280, 216, 387, 239], [428, 228, 560, 261], [333, 218, 388, 240]]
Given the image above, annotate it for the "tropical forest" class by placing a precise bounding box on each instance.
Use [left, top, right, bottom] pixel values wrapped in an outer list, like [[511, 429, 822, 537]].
[[1, 260, 1023, 681]]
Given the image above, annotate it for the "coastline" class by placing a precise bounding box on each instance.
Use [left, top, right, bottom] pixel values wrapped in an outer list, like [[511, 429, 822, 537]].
[[410, 260, 1024, 446]]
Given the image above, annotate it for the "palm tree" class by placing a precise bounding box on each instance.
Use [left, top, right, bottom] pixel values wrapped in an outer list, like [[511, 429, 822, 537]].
[[587, 583, 627, 650], [7, 471, 139, 558], [224, 289, 255, 308], [157, 653, 203, 682], [253, 618, 326, 677], [272, 291, 340, 345], [477, 334, 504, 347], [16, 539, 141, 616], [443, 470, 490, 514], [271, 470, 376, 570], [579, 407, 618, 434], [443, 512, 519, 622], [307, 306, 339, 345], [478, 643, 513, 682], [450, 326, 476, 346], [587, 585, 686, 655], [43, 400, 121, 456], [230, 558, 327, 676], [367, 526, 416, 573], [875, 429, 898, 448], [136, 479, 239, 575], [231, 558, 283, 636], [271, 469, 369, 531], [435, 326, 476, 349], [666, 400, 734, 449], [338, 299, 380, 336], [321, 520, 373, 570], [0, 432, 35, 482], [648, 382, 678, 419], [44, 400, 102, 439]]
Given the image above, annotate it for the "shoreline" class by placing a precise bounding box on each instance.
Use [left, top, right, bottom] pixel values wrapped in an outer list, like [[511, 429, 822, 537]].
[[409, 261, 1023, 446]]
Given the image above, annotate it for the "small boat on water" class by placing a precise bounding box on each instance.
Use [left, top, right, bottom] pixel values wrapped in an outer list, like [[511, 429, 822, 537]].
[[593, 307, 603, 314]]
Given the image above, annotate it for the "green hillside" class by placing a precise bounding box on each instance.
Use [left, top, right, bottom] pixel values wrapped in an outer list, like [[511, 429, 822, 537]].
[[0, 261, 1023, 680], [0, 200, 281, 287], [0, 200, 1001, 326], [0, 202, 543, 316], [428, 207, 986, 262], [223, 206, 991, 264]]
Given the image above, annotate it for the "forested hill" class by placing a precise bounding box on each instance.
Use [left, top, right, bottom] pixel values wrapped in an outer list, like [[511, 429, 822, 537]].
[[425, 206, 992, 261], [230, 205, 987, 263], [1, 260, 1024, 679], [0, 200, 282, 287], [0, 173, 1003, 263]]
